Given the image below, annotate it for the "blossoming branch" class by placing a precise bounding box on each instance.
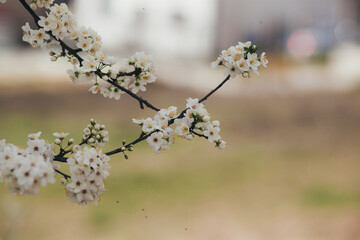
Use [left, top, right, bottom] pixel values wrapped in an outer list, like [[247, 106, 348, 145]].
[[0, 0, 268, 205]]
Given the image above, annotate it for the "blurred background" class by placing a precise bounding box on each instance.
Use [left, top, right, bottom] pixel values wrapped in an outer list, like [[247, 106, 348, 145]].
[[1, 0, 360, 239]]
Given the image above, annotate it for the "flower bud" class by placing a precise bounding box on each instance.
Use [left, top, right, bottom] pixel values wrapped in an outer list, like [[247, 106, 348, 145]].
[[242, 72, 250, 78], [30, 2, 37, 10], [55, 139, 61, 145], [73, 145, 81, 152], [212, 120, 220, 127], [60, 178, 67, 186], [186, 134, 193, 140], [203, 116, 211, 122]]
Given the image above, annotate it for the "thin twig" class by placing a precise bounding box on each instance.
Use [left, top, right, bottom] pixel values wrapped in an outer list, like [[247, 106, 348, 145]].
[[105, 132, 154, 156], [117, 68, 141, 78], [53, 155, 68, 162], [190, 130, 208, 139], [199, 75, 231, 103], [55, 169, 71, 179], [106, 79, 160, 111]]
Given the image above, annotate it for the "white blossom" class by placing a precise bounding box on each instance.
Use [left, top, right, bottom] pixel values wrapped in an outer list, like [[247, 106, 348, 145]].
[[132, 117, 145, 125], [211, 41, 267, 78], [129, 80, 147, 94], [53, 132, 69, 139], [203, 124, 221, 143], [260, 52, 268, 67], [82, 119, 109, 146], [174, 119, 191, 137], [246, 53, 261, 75], [146, 132, 169, 155], [142, 117, 156, 133], [174, 98, 226, 149], [82, 57, 99, 72], [28, 132, 42, 140], [216, 140, 226, 150], [0, 134, 56, 195], [77, 36, 93, 52], [186, 98, 204, 111], [65, 146, 110, 205]]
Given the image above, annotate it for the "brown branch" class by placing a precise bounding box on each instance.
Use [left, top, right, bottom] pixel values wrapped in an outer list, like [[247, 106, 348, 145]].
[[190, 130, 208, 139], [55, 169, 71, 179], [199, 75, 231, 103]]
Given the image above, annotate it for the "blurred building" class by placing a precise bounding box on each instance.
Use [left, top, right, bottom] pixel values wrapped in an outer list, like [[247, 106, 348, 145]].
[[72, 0, 360, 59], [0, 0, 360, 91], [0, 0, 70, 48], [0, 0, 359, 58], [216, 0, 360, 54], [72, 0, 217, 59]]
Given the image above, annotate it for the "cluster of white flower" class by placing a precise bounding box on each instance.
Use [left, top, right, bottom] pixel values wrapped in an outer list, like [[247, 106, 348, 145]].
[[88, 77, 124, 100], [24, 1, 157, 102], [175, 98, 226, 150], [0, 133, 56, 195], [133, 106, 177, 154], [1, 0, 53, 7], [41, 3, 117, 73], [127, 52, 157, 94], [133, 100, 226, 153], [211, 41, 268, 77], [17, 1, 158, 102], [38, 3, 77, 40], [53, 131, 72, 146], [30, 0, 54, 10], [0, 118, 111, 204], [21, 3, 77, 50], [82, 119, 109, 146], [65, 146, 110, 205], [87, 51, 157, 100], [22, 22, 52, 49]]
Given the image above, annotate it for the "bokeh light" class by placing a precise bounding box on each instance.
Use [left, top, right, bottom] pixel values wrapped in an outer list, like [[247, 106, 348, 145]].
[[287, 29, 317, 58]]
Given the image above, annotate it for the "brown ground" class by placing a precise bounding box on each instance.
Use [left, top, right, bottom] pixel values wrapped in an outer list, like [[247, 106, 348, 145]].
[[0, 82, 360, 240]]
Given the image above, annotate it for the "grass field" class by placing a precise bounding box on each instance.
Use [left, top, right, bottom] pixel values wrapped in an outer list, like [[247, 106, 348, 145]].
[[0, 82, 360, 240]]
